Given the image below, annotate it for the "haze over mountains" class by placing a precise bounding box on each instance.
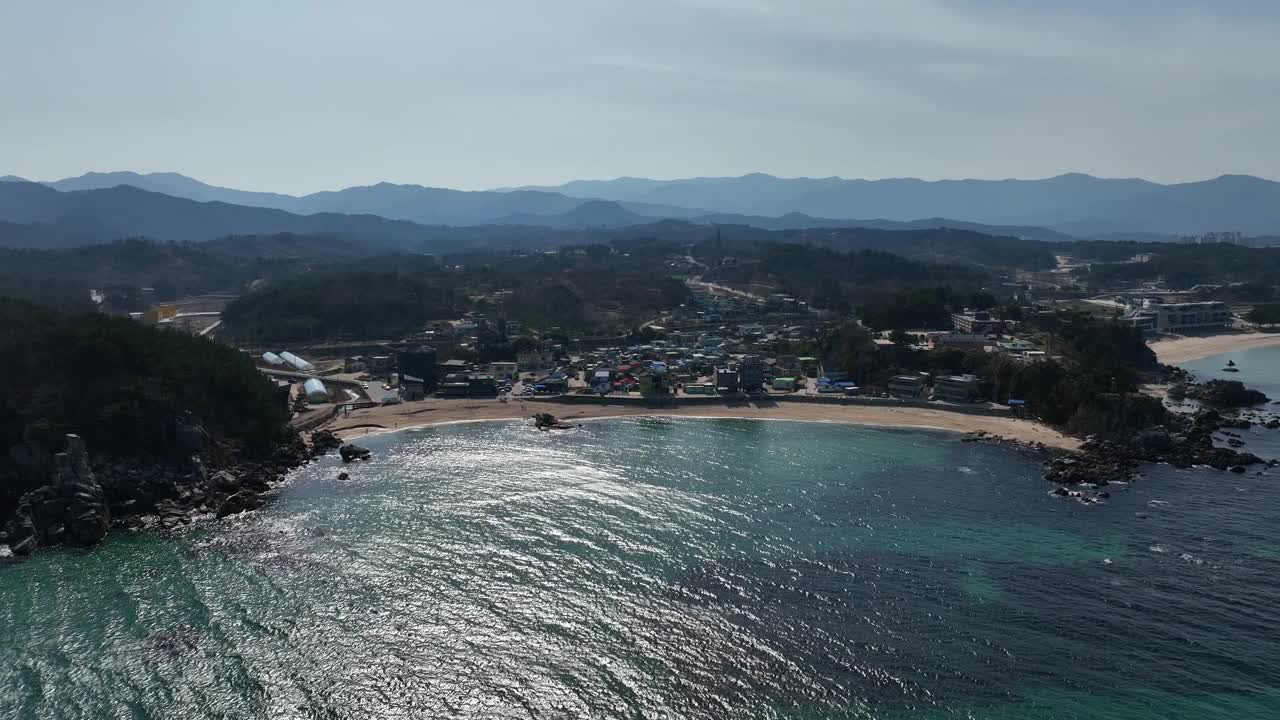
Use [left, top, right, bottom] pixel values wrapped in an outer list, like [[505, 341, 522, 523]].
[[25, 171, 706, 226], [520, 173, 1280, 237], [2, 170, 1279, 252]]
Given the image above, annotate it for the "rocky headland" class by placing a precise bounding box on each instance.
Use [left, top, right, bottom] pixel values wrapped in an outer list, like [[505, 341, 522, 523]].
[[0, 425, 370, 560], [1044, 376, 1277, 497]]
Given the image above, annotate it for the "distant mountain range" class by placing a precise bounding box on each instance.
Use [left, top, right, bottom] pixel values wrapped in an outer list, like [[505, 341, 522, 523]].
[[0, 177, 1075, 250], [2, 169, 1278, 251], [516, 172, 1280, 236], [496, 200, 1074, 240], [33, 171, 705, 226], [0, 182, 443, 250]]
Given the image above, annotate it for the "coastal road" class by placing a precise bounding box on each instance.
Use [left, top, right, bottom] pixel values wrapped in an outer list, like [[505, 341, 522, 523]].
[[687, 278, 766, 300]]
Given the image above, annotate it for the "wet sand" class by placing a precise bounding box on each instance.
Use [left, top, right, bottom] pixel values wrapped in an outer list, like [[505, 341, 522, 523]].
[[325, 398, 1080, 450]]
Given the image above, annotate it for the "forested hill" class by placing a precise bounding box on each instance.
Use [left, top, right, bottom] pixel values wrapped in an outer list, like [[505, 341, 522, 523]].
[[0, 238, 324, 312], [220, 247, 696, 342], [0, 298, 293, 516], [219, 238, 996, 343]]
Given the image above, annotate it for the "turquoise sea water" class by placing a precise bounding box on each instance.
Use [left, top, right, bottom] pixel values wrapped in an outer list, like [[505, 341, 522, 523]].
[[1180, 346, 1280, 459], [3, 418, 1280, 718], [1179, 344, 1280, 401]]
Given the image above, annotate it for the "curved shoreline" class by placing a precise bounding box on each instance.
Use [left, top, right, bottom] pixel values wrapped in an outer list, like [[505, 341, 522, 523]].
[[1150, 331, 1280, 364], [325, 399, 1080, 450]]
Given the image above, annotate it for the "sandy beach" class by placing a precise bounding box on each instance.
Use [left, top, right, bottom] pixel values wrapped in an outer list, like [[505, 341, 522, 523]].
[[324, 398, 1081, 450], [1149, 331, 1280, 364]]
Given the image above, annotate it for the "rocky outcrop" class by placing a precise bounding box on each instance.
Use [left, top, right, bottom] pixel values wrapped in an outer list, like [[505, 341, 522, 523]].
[[208, 470, 240, 493], [1186, 380, 1270, 407], [310, 429, 342, 457], [533, 413, 574, 430], [1045, 409, 1271, 487], [1, 435, 110, 555], [1, 429, 313, 559], [57, 436, 110, 546], [1045, 450, 1138, 486], [216, 491, 266, 519], [339, 444, 371, 463], [1131, 427, 1173, 452]]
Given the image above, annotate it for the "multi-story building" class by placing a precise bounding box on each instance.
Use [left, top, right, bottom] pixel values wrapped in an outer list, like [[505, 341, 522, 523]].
[[927, 333, 993, 350], [517, 350, 554, 372], [488, 361, 518, 380], [715, 367, 739, 392], [933, 374, 979, 403], [397, 346, 439, 391], [888, 374, 928, 400], [951, 311, 1006, 335], [638, 372, 669, 398], [738, 355, 765, 392], [1156, 302, 1231, 332], [1127, 301, 1231, 333]]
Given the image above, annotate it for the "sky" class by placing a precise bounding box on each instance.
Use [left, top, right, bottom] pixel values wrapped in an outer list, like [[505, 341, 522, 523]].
[[2, 0, 1278, 193]]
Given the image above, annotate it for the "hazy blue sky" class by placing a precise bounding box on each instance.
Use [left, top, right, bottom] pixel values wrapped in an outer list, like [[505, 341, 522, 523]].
[[2, 0, 1277, 192]]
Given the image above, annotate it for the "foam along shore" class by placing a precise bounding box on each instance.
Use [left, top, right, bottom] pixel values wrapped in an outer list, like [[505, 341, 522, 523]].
[[1149, 330, 1280, 364], [325, 398, 1081, 450]]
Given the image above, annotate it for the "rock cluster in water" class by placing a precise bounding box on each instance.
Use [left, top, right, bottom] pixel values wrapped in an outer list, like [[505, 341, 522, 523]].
[[1, 424, 319, 559], [1045, 409, 1272, 490], [1177, 379, 1270, 407], [533, 413, 574, 430]]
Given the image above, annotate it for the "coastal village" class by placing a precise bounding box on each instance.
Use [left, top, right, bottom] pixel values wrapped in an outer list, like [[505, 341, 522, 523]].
[[242, 266, 1267, 441]]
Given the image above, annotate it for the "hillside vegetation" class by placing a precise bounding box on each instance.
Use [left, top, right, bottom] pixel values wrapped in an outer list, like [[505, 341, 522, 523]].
[[0, 298, 293, 513]]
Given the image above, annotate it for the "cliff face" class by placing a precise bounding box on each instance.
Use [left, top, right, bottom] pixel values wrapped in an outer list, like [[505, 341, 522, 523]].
[[4, 434, 110, 554], [1, 429, 310, 559]]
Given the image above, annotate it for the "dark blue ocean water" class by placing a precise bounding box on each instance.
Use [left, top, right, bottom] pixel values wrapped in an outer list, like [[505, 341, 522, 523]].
[[3, 418, 1279, 718]]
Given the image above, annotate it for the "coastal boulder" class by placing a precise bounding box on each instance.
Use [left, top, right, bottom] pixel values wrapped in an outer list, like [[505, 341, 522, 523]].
[[5, 435, 112, 552], [1131, 427, 1172, 452], [208, 470, 241, 492], [216, 491, 265, 519], [311, 430, 342, 456], [4, 505, 38, 556], [339, 444, 371, 463], [1044, 444, 1138, 486], [1186, 380, 1270, 407], [533, 413, 574, 430], [55, 435, 110, 547]]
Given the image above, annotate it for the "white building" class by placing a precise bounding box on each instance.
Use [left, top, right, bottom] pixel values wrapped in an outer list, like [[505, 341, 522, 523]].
[[488, 361, 518, 380], [303, 378, 329, 403], [279, 351, 315, 372], [517, 350, 553, 372], [1128, 301, 1231, 333]]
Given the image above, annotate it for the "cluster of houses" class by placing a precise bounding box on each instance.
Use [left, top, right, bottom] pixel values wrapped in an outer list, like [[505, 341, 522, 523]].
[[320, 301, 1059, 407]]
